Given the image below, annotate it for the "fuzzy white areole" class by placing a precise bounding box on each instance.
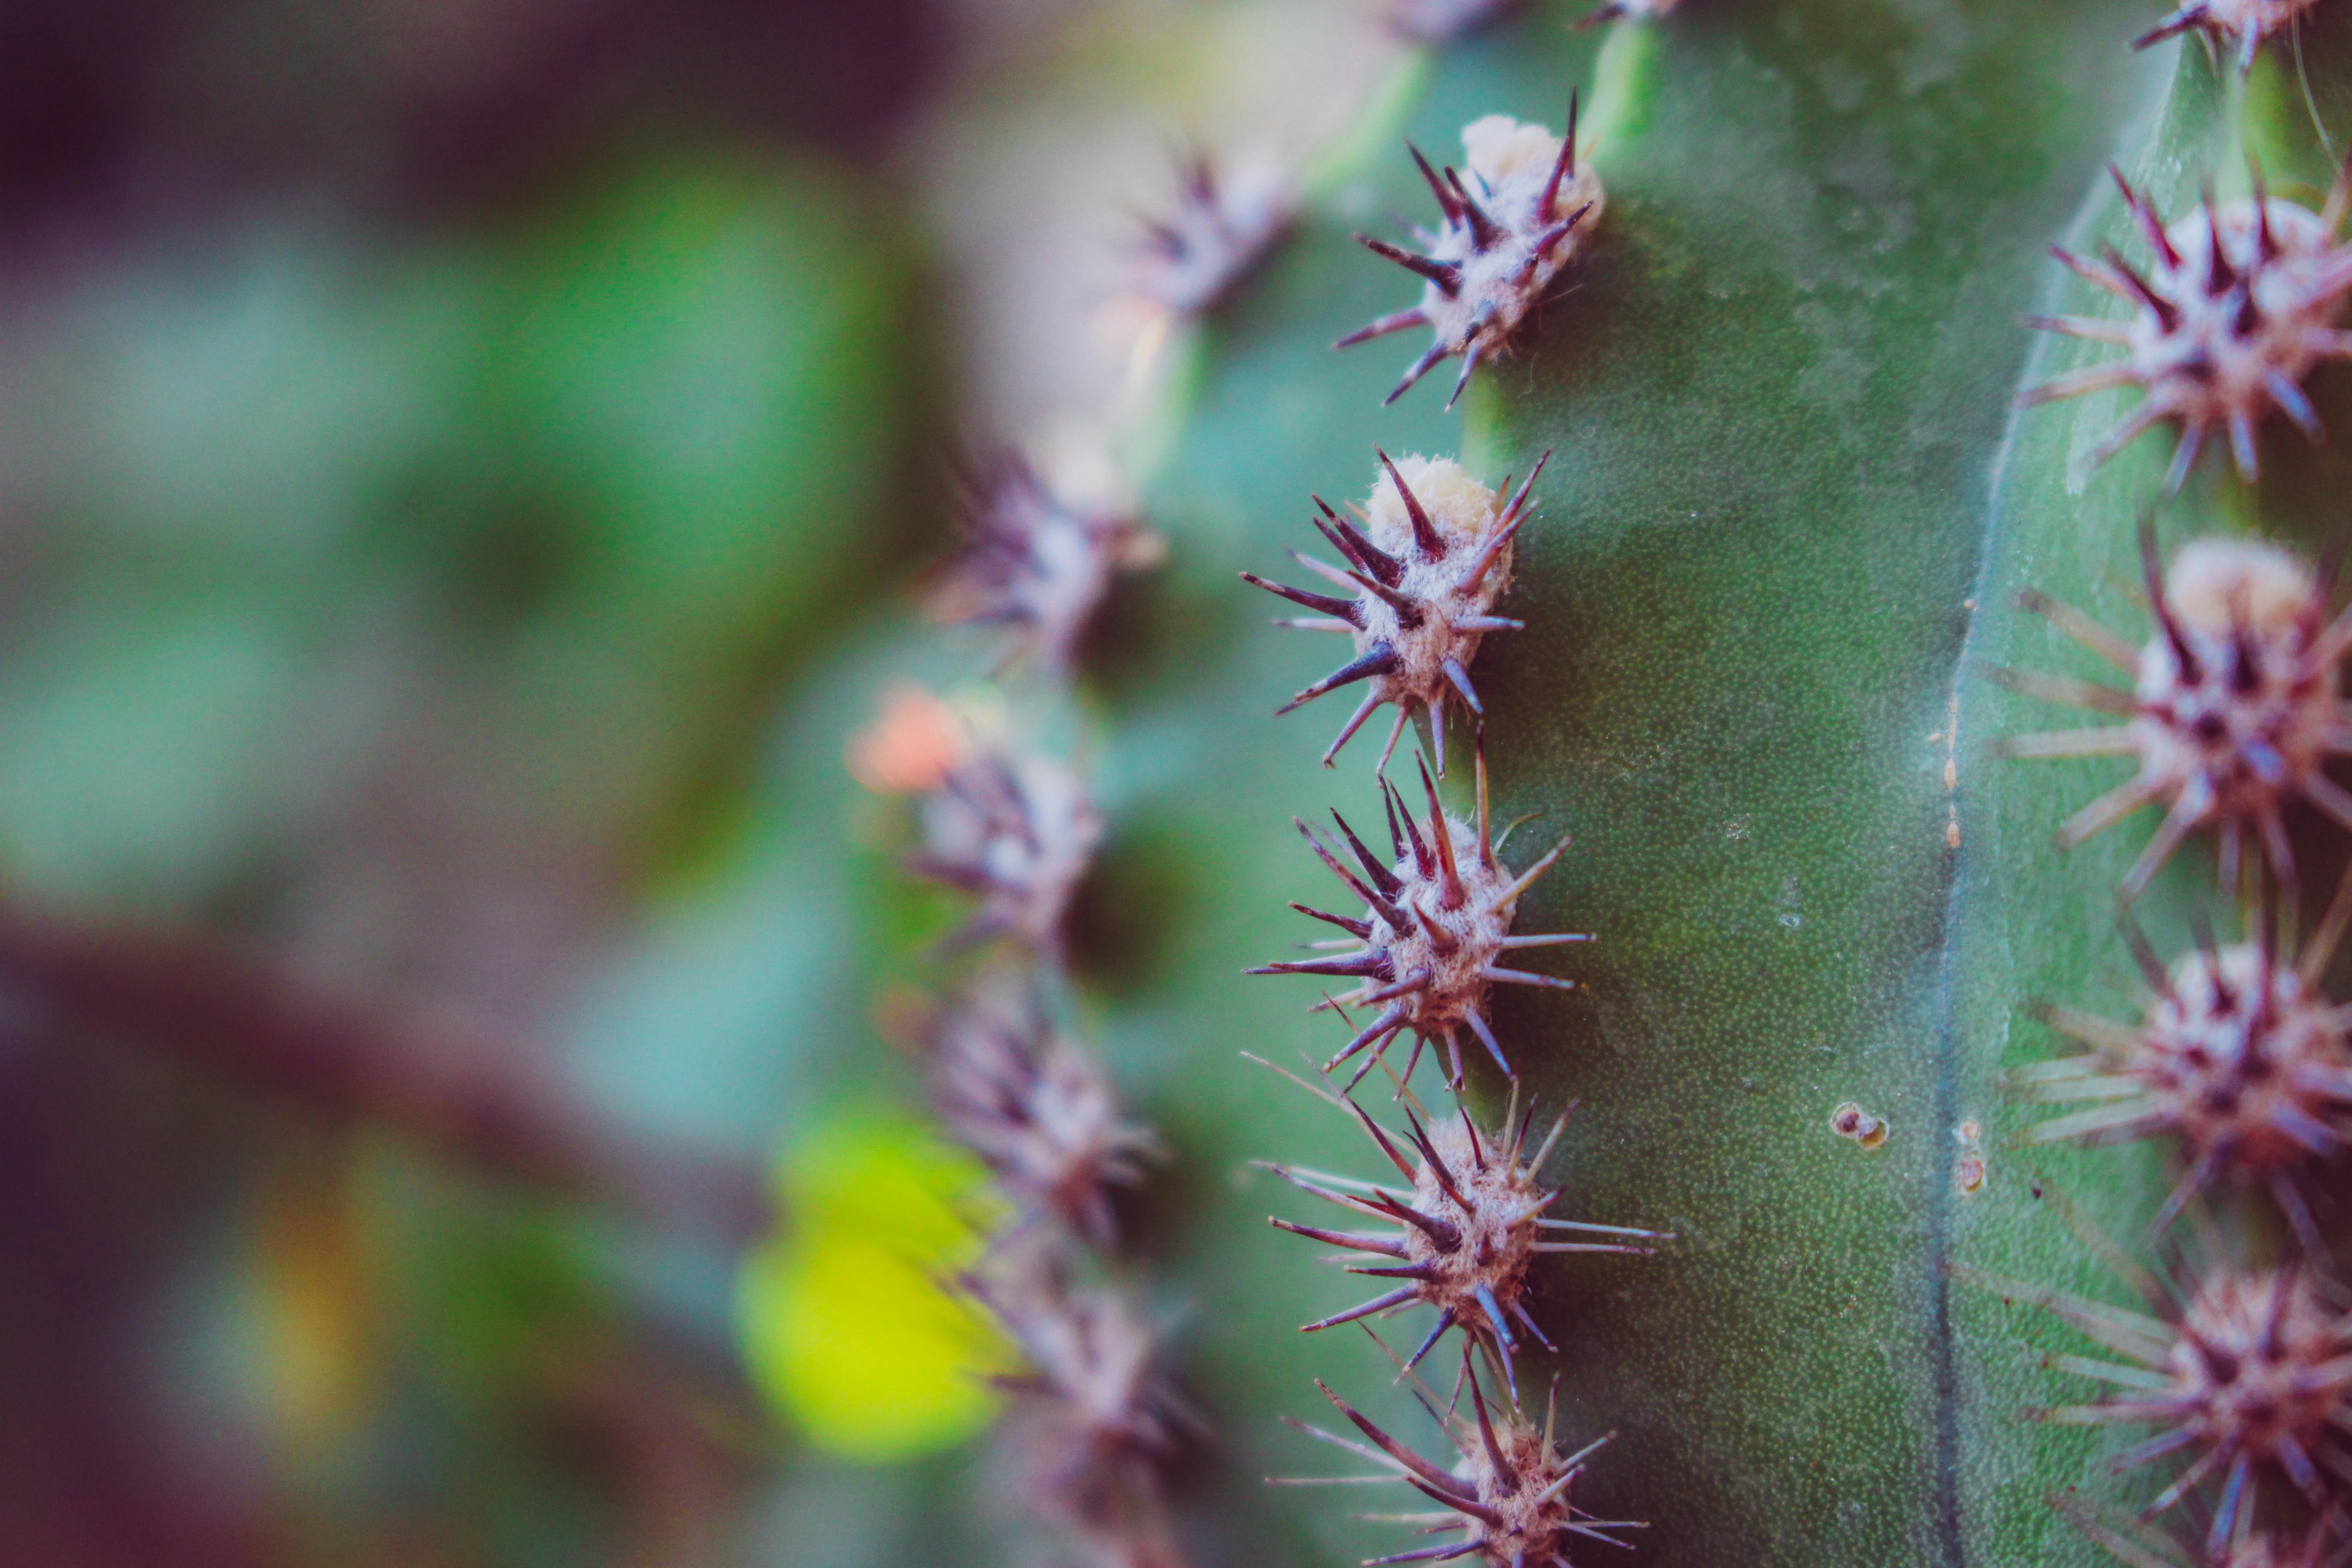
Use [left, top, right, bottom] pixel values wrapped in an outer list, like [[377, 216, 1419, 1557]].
[[1341, 106, 1604, 408], [1245, 450, 1546, 772]]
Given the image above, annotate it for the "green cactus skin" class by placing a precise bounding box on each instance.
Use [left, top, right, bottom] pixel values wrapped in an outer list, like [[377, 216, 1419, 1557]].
[[1081, 2, 2352, 1566]]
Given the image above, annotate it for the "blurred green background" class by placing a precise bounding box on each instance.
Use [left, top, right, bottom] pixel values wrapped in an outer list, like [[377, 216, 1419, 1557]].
[[0, 0, 1398, 1562]]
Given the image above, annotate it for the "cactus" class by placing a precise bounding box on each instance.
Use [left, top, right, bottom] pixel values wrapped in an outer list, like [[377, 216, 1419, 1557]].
[[61, 0, 2344, 1558], [30, 0, 2352, 1558], [810, 0, 2352, 1565]]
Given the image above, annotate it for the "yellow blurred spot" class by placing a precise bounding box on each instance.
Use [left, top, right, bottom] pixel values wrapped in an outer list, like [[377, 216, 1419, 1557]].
[[736, 1109, 1009, 1462], [257, 1168, 377, 1455]]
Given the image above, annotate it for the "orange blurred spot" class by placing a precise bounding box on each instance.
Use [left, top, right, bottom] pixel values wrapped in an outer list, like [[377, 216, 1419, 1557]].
[[848, 683, 966, 794]]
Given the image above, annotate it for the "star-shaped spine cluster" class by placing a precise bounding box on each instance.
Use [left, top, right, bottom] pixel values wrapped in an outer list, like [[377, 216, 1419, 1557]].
[[2057, 1489, 2344, 1568], [1245, 450, 1546, 772], [1253, 748, 1584, 1085], [904, 725, 1102, 953], [1257, 1065, 1660, 1387], [1341, 107, 1603, 407], [2024, 164, 2352, 490], [931, 979, 1162, 1247], [935, 453, 1160, 671], [1576, 0, 1683, 22], [1385, 0, 1536, 41], [1134, 149, 1292, 319], [1982, 1264, 2352, 1555], [1996, 530, 2352, 900], [1285, 1349, 1643, 1568], [2013, 917, 2352, 1241], [965, 1265, 1199, 1565]]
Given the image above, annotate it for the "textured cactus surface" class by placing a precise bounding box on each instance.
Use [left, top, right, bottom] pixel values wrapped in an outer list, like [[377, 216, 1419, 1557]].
[[1028, 3, 2352, 1566]]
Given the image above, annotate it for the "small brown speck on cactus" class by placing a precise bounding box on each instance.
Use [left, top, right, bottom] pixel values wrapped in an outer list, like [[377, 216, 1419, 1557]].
[[2132, 0, 2326, 75], [930, 974, 1162, 1248], [1133, 149, 1292, 321], [1279, 1343, 1642, 1568], [1993, 529, 2352, 901], [2009, 898, 2352, 1245], [1973, 1261, 2352, 1557], [1243, 450, 1546, 773], [2022, 163, 2352, 490], [1253, 745, 1583, 1085], [1251, 1060, 1659, 1386], [1340, 104, 1601, 408], [934, 452, 1161, 672]]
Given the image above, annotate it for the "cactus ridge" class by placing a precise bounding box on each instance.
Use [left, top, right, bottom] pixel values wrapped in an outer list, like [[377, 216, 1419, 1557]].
[[1245, 73, 1630, 1568], [1969, 19, 2352, 1568], [875, 447, 1196, 1564]]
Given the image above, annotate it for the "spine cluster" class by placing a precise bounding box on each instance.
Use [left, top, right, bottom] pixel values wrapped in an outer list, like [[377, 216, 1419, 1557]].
[[868, 451, 1194, 1566], [1245, 82, 1655, 1568], [1252, 748, 1585, 1087], [1130, 150, 1295, 323], [2133, 0, 2326, 75], [2022, 164, 2352, 491], [1991, 47, 2352, 1560], [1341, 107, 1601, 409], [867, 130, 1304, 1568]]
